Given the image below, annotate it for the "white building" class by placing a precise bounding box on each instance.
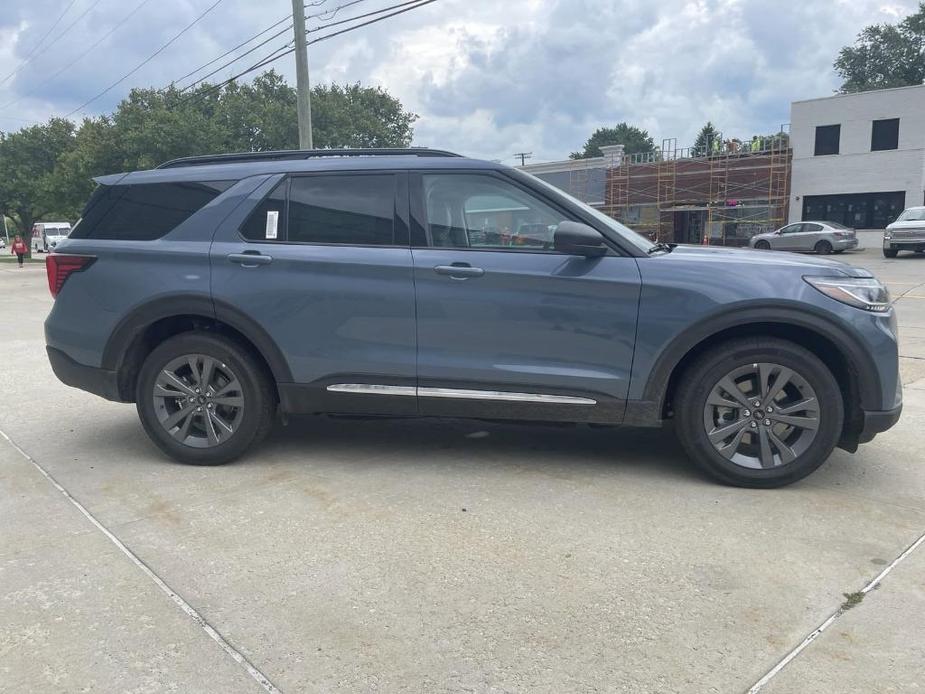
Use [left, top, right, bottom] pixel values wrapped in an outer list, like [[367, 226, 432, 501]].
[[788, 84, 925, 228]]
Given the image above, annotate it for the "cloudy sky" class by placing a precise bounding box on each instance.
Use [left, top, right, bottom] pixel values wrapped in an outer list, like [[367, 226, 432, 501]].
[[0, 0, 917, 163]]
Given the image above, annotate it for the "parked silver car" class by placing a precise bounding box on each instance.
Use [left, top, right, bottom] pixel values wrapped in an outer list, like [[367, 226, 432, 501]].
[[883, 206, 925, 257], [749, 221, 858, 254]]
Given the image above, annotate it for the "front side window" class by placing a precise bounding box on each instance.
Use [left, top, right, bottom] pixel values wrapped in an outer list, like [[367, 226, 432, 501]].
[[71, 180, 234, 240], [814, 124, 840, 156], [422, 173, 578, 251], [288, 174, 395, 245], [871, 118, 899, 151]]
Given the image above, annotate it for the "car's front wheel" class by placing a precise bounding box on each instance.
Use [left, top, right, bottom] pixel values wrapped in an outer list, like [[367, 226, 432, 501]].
[[135, 332, 275, 465], [754, 240, 770, 250], [674, 337, 843, 488]]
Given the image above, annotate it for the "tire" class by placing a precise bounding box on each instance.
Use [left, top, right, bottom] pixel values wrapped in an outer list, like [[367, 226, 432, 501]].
[[833, 250, 844, 254], [814, 240, 833, 255], [883, 249, 898, 258], [135, 332, 275, 465], [754, 241, 770, 250], [674, 337, 843, 488]]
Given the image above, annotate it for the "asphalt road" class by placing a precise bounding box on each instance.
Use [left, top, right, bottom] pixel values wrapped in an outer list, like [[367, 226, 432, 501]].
[[2, 238, 923, 693]]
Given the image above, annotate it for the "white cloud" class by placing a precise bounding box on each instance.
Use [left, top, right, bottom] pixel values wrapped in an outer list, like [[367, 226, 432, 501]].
[[0, 0, 919, 163]]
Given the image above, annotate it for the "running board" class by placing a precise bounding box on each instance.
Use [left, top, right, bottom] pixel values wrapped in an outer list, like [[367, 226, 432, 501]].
[[326, 384, 597, 405]]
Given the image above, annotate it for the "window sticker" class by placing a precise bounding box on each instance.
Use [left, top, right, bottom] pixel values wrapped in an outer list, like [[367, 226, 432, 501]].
[[265, 210, 279, 239]]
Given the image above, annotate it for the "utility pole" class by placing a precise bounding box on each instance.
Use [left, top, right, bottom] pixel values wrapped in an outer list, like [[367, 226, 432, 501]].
[[291, 0, 313, 149], [513, 152, 532, 166]]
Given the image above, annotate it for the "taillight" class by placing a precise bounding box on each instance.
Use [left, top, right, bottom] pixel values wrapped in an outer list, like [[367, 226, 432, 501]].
[[46, 254, 95, 298]]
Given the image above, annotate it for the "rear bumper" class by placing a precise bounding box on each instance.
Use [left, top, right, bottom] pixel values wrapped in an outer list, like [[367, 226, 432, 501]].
[[47, 346, 124, 402], [858, 404, 902, 443], [834, 237, 858, 249]]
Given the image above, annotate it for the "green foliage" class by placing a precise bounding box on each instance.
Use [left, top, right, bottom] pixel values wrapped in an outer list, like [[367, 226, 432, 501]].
[[569, 123, 655, 159], [0, 71, 418, 241], [692, 122, 719, 157], [835, 3, 925, 92]]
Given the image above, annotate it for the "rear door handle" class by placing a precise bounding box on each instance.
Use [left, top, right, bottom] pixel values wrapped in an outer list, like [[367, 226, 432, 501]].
[[228, 252, 272, 267], [433, 264, 484, 279]]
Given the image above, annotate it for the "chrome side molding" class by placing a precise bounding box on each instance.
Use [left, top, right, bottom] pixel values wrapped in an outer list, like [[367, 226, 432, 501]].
[[326, 384, 596, 405]]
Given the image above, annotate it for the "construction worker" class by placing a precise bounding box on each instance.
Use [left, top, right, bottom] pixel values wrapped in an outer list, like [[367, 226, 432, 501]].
[[751, 136, 761, 153], [711, 137, 722, 156]]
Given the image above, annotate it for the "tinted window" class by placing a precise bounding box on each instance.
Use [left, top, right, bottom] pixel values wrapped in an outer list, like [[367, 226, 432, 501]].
[[423, 173, 575, 251], [71, 181, 234, 240], [871, 118, 899, 151], [241, 180, 287, 241], [814, 124, 840, 156], [780, 224, 802, 234], [804, 223, 824, 231], [288, 175, 395, 245], [802, 191, 905, 229]]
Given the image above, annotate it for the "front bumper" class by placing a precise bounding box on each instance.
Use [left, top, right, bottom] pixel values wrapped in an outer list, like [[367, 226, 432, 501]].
[[47, 346, 123, 402], [858, 404, 903, 443], [884, 235, 925, 250]]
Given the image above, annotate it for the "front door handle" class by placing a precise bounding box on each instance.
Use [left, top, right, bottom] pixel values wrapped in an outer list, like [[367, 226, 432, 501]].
[[433, 263, 484, 279], [228, 252, 272, 267]]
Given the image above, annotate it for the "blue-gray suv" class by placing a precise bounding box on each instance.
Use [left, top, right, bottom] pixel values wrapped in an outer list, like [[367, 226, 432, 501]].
[[44, 149, 902, 488]]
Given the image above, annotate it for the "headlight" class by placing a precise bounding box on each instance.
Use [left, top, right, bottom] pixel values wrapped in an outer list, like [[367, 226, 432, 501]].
[[884, 233, 892, 240], [804, 276, 891, 312]]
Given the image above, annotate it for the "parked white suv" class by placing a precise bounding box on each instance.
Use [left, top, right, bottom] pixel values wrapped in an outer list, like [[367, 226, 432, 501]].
[[883, 207, 925, 257]]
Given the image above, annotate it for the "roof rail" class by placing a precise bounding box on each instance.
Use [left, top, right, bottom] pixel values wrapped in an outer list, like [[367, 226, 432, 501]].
[[157, 147, 463, 169]]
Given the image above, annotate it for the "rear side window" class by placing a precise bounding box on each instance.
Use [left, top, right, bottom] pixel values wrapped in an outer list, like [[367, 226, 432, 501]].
[[241, 180, 288, 241], [71, 180, 234, 240], [288, 174, 395, 245]]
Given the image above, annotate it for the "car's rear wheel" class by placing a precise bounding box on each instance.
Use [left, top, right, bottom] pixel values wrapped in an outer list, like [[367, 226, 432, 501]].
[[754, 240, 770, 250], [883, 248, 898, 258], [136, 332, 275, 465], [674, 337, 843, 488], [814, 240, 833, 254]]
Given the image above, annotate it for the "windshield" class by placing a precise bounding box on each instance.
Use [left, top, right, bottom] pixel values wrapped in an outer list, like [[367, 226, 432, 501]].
[[513, 170, 655, 253], [898, 208, 925, 222]]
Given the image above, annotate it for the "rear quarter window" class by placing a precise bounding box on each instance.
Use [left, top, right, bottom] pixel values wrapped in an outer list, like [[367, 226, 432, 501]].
[[70, 180, 235, 240]]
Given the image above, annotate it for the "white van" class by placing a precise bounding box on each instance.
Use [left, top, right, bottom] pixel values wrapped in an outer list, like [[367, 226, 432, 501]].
[[31, 222, 71, 253]]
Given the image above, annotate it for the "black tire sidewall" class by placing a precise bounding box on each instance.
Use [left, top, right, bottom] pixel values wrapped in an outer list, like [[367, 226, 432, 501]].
[[815, 241, 832, 254], [676, 339, 844, 488], [135, 332, 270, 465], [755, 241, 770, 250]]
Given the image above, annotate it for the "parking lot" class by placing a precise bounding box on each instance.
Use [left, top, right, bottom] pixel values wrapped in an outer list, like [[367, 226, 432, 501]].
[[2, 234, 923, 693]]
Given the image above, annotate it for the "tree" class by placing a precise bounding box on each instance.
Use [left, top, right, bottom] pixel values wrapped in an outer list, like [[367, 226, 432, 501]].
[[0, 71, 419, 240], [835, 3, 925, 92], [569, 123, 655, 159], [0, 119, 78, 249], [692, 122, 719, 157]]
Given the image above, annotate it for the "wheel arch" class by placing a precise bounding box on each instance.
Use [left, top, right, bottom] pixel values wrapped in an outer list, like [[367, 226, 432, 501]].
[[646, 307, 881, 445], [102, 295, 292, 402]]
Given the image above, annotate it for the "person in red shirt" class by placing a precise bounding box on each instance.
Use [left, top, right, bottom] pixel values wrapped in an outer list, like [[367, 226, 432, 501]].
[[10, 235, 27, 267]]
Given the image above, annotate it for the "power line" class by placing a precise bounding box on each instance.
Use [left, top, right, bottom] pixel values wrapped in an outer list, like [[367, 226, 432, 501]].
[[176, 22, 294, 93], [0, 0, 81, 86], [62, 0, 227, 118], [172, 14, 292, 88], [306, 0, 370, 21], [0, 0, 156, 113], [179, 0, 440, 108], [306, 0, 429, 33]]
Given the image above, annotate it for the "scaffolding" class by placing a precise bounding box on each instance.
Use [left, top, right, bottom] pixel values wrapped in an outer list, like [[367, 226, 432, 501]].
[[603, 125, 792, 245]]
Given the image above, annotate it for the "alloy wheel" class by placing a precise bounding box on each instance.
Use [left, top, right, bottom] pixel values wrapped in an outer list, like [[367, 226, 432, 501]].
[[152, 354, 245, 448], [702, 362, 820, 470]]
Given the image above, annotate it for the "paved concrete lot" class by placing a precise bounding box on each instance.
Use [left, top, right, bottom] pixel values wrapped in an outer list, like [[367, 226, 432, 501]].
[[2, 238, 923, 693]]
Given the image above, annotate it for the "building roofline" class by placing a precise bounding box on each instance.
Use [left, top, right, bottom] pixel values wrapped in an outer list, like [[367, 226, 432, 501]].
[[792, 83, 925, 105]]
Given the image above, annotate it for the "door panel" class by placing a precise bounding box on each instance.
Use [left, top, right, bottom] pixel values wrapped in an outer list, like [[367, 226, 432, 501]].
[[410, 171, 641, 424], [210, 172, 417, 415]]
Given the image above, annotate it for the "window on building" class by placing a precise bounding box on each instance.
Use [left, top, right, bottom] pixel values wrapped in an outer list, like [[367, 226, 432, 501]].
[[241, 180, 288, 241], [71, 181, 235, 240], [871, 118, 899, 151], [287, 174, 396, 245], [814, 124, 840, 156], [802, 191, 905, 229]]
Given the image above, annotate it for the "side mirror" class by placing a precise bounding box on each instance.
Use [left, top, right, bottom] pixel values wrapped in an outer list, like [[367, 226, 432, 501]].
[[554, 221, 607, 257]]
